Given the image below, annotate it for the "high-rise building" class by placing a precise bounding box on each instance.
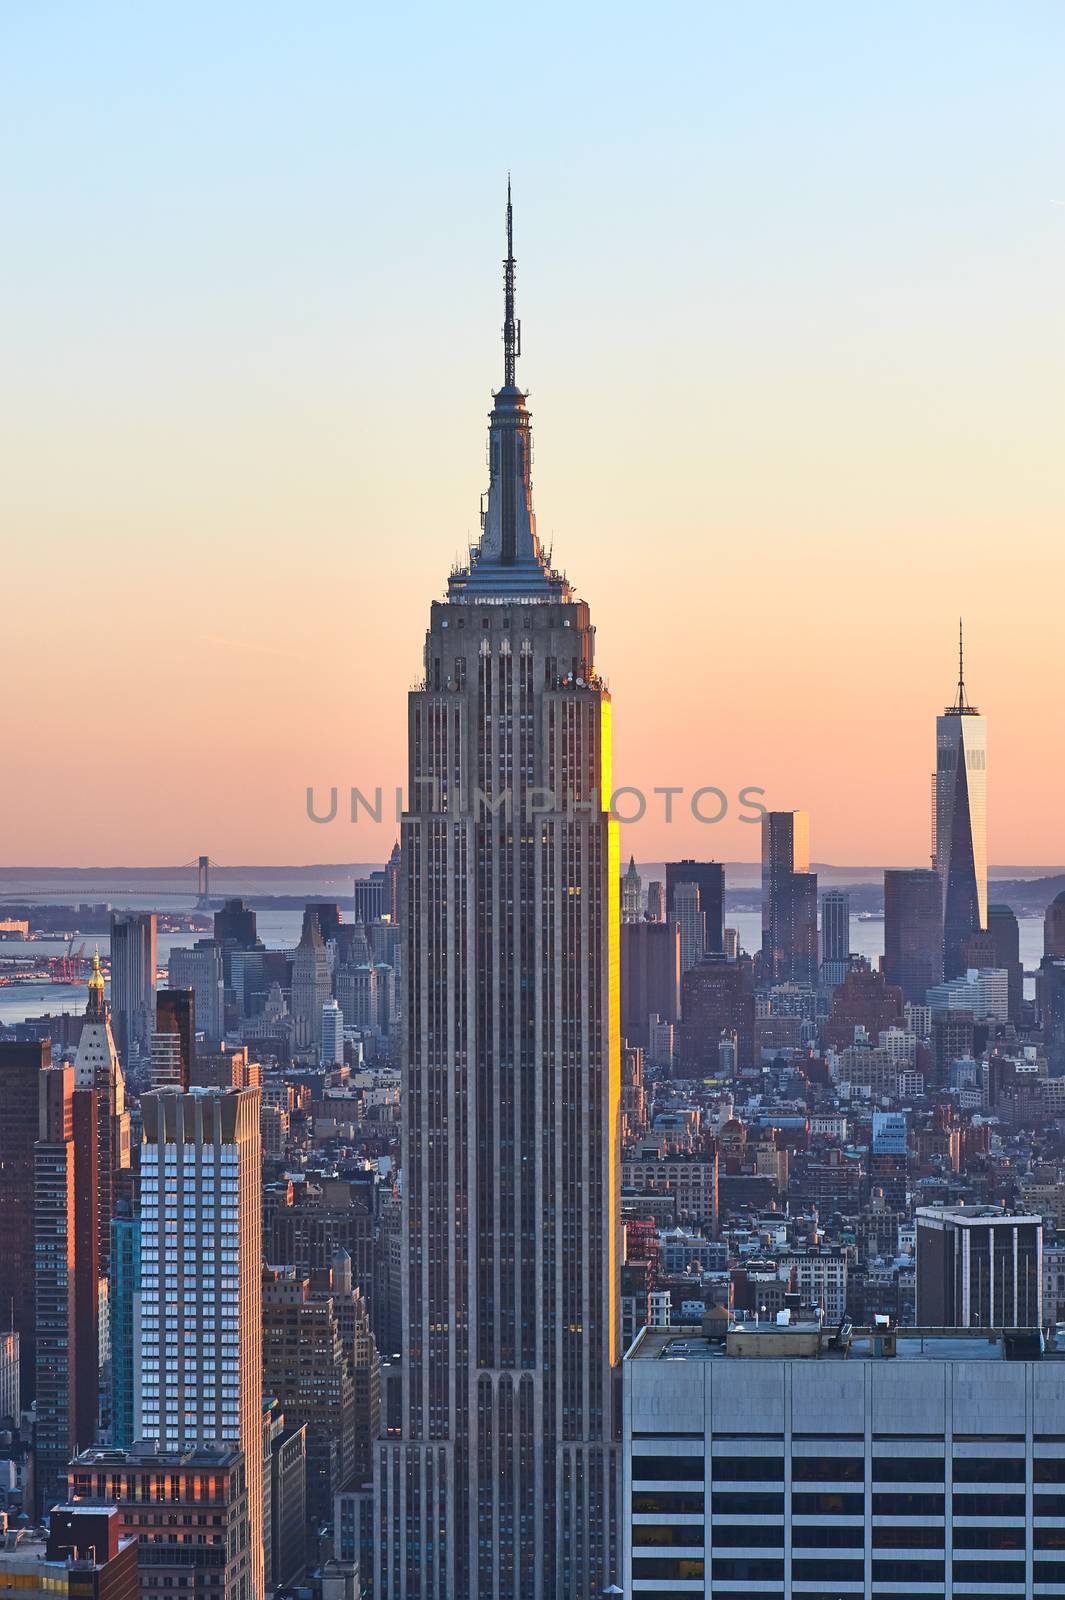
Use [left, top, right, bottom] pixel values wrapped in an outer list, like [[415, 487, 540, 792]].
[[374, 188, 620, 1600], [70, 1444, 251, 1600], [168, 944, 224, 1043], [623, 1318, 1065, 1600], [151, 989, 195, 1089], [0, 1039, 48, 1404], [760, 813, 816, 983], [352, 873, 389, 925], [819, 889, 850, 987], [621, 856, 642, 922], [136, 1089, 263, 1600], [0, 1329, 19, 1422], [1044, 890, 1065, 960], [645, 880, 665, 923], [884, 867, 944, 1003], [916, 1205, 1042, 1327], [320, 998, 345, 1066], [678, 955, 756, 1073], [934, 623, 988, 977], [34, 1066, 101, 1516], [290, 911, 332, 1053], [620, 920, 680, 1049], [665, 860, 725, 955], [985, 903, 1024, 1023], [74, 952, 130, 1276], [108, 912, 157, 1061], [109, 1195, 140, 1451], [214, 898, 259, 949], [262, 1268, 357, 1526], [674, 881, 703, 975]]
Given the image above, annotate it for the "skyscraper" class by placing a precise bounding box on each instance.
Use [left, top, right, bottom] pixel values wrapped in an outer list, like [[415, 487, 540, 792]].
[[136, 1089, 263, 1600], [108, 912, 157, 1061], [884, 867, 944, 1003], [34, 1066, 100, 1515], [934, 622, 988, 977], [674, 881, 703, 975], [621, 856, 642, 922], [151, 988, 195, 1089], [987, 902, 1024, 1024], [0, 1040, 48, 1404], [290, 910, 332, 1053], [665, 860, 725, 954], [619, 920, 680, 1049], [374, 188, 620, 1599], [819, 889, 850, 987], [74, 952, 130, 1274], [760, 811, 816, 983]]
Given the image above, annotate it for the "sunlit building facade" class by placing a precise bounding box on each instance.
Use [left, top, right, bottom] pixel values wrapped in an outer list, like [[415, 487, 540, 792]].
[[374, 189, 621, 1599]]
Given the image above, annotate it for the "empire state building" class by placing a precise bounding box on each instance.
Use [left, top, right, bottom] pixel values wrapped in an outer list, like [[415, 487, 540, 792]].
[[374, 189, 621, 1599]]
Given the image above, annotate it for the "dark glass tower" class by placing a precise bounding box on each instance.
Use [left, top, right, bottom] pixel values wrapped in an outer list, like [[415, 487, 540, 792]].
[[934, 623, 987, 977], [374, 188, 621, 1599], [665, 859, 725, 954], [884, 868, 944, 1003]]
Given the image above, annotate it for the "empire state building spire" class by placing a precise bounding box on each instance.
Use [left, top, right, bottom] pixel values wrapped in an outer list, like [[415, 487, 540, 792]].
[[448, 182, 567, 598]]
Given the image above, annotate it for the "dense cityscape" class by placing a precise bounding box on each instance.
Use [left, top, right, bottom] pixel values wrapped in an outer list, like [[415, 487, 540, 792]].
[[4, 161, 1065, 1600]]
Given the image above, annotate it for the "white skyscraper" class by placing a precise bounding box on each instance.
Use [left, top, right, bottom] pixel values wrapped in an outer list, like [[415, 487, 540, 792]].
[[675, 881, 703, 975], [136, 1088, 263, 1599], [320, 998, 345, 1066]]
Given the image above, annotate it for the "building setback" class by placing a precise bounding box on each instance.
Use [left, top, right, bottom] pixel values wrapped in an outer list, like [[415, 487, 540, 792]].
[[374, 187, 620, 1600]]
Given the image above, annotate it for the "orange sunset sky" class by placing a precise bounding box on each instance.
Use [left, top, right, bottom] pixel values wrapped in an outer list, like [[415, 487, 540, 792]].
[[2, 4, 1063, 870]]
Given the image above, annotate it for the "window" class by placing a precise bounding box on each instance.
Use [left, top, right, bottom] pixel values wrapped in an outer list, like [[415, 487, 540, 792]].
[[631, 1455, 703, 1482], [793, 1491, 864, 1515], [872, 1457, 944, 1482], [874, 1492, 943, 1516], [792, 1456, 863, 1482], [633, 1492, 703, 1515], [632, 1525, 703, 1547], [712, 1456, 783, 1481], [631, 1557, 704, 1579], [713, 1492, 782, 1514], [953, 1457, 1025, 1483], [953, 1492, 1023, 1517]]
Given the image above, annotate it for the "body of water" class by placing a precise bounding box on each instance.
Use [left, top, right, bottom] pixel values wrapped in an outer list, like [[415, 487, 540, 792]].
[[0, 908, 1047, 1027]]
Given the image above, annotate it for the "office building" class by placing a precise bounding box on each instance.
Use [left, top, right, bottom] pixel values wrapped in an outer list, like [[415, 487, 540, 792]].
[[675, 881, 703, 975], [1046, 890, 1065, 960], [109, 1197, 140, 1451], [262, 1268, 356, 1526], [819, 888, 850, 987], [290, 911, 332, 1053], [987, 902, 1024, 1023], [109, 913, 157, 1062], [320, 998, 345, 1066], [761, 813, 817, 984], [678, 956, 756, 1073], [645, 880, 665, 923], [374, 188, 620, 1600], [665, 860, 725, 954], [69, 1443, 251, 1600], [34, 1066, 101, 1517], [884, 867, 944, 1003], [0, 1040, 48, 1404], [74, 952, 130, 1275], [621, 855, 642, 921], [916, 1205, 1042, 1328], [136, 1090, 263, 1600], [934, 624, 988, 976], [927, 966, 1009, 1024], [624, 1318, 1065, 1599], [168, 944, 224, 1044], [0, 1507, 137, 1600], [151, 989, 194, 1089], [352, 872, 389, 926], [0, 1330, 18, 1422], [620, 920, 680, 1048], [264, 1406, 307, 1590], [214, 898, 259, 950]]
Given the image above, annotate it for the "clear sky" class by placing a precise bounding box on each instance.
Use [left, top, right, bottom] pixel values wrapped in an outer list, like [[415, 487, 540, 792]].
[[3, 2, 1063, 869]]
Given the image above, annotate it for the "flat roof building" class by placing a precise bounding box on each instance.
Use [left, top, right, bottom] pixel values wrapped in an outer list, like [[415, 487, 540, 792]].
[[623, 1318, 1065, 1599]]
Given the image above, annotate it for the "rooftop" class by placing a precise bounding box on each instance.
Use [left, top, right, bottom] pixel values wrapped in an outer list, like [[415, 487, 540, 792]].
[[630, 1322, 1062, 1364]]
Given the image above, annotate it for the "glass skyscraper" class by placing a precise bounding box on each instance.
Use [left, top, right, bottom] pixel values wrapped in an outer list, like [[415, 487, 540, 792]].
[[374, 188, 621, 1599], [934, 626, 987, 977]]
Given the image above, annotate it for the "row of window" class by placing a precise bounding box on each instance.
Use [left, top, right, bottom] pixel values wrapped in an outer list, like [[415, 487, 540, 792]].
[[632, 1453, 1065, 1484], [633, 1555, 1065, 1581]]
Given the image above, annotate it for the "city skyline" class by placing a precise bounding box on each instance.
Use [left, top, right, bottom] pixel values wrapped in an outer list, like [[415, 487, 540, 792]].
[[4, 5, 1064, 868]]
